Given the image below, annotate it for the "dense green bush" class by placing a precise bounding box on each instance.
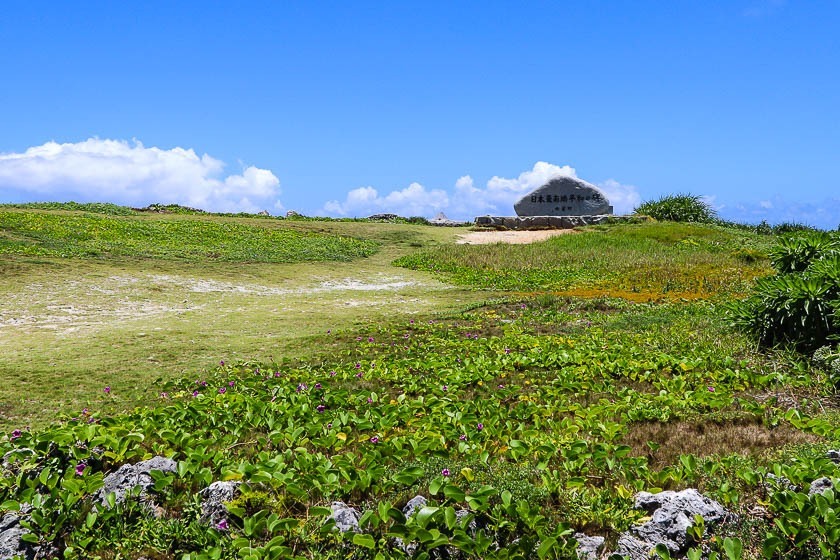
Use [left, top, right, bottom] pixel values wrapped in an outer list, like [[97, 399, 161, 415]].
[[634, 194, 717, 223], [769, 232, 839, 273], [730, 232, 840, 351]]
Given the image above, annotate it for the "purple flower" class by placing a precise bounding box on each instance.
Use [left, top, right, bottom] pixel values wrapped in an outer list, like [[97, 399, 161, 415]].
[[220, 360, 225, 366], [327, 422, 333, 428], [520, 304, 527, 309], [368, 337, 375, 342], [10, 429, 21, 440], [200, 381, 208, 387], [296, 383, 308, 393], [442, 385, 448, 391], [317, 405, 326, 413], [356, 372, 363, 379], [159, 392, 168, 399], [228, 381, 235, 387], [476, 423, 484, 431], [404, 333, 410, 339], [459, 434, 467, 441], [274, 372, 281, 377], [708, 386, 715, 392], [327, 329, 331, 334], [75, 462, 86, 476], [192, 390, 199, 398], [504, 348, 512, 354], [218, 387, 226, 394], [355, 362, 361, 369], [103, 386, 111, 394], [410, 319, 415, 324], [314, 383, 322, 389], [216, 518, 229, 531], [498, 384, 505, 389], [369, 436, 379, 444], [441, 468, 451, 477], [356, 336, 363, 341], [367, 397, 373, 404]]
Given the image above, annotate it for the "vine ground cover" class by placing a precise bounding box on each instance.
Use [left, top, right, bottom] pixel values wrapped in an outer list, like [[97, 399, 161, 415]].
[[1, 211, 839, 558]]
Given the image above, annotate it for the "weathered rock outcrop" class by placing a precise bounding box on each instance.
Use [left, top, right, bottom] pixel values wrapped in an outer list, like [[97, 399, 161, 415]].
[[614, 489, 729, 559], [96, 456, 177, 506], [199, 481, 241, 526]]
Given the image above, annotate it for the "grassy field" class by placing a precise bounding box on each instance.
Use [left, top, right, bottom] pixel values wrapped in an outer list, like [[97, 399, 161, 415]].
[[1, 207, 839, 559], [0, 208, 481, 430]]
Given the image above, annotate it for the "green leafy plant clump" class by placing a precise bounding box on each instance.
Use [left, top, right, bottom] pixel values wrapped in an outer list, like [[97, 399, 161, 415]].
[[1, 298, 837, 558], [634, 194, 718, 223], [730, 231, 840, 351]]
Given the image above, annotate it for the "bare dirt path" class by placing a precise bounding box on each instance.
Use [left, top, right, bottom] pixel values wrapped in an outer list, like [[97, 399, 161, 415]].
[[456, 229, 578, 245]]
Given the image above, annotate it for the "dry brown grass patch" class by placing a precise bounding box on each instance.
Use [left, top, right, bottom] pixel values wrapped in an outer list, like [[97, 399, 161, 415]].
[[623, 415, 822, 469]]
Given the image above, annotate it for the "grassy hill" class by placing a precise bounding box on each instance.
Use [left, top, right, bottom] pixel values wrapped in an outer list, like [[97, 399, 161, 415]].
[[0, 206, 838, 559]]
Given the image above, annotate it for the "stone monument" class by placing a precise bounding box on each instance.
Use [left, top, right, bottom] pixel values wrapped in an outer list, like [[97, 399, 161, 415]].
[[514, 176, 612, 217]]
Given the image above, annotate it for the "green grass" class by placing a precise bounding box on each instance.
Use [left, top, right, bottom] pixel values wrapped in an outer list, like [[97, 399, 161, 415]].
[[1, 209, 838, 559], [395, 221, 774, 298], [0, 210, 378, 262]]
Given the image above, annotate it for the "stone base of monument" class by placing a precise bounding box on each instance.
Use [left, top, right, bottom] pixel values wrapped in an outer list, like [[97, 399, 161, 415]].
[[474, 215, 642, 230]]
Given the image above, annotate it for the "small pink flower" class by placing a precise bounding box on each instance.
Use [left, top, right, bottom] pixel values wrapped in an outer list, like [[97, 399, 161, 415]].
[[367, 397, 373, 404], [274, 372, 281, 378], [220, 360, 225, 366], [103, 386, 111, 394], [442, 385, 448, 391], [218, 387, 226, 394], [477, 423, 484, 431], [317, 405, 326, 413], [356, 372, 363, 379], [708, 386, 715, 392], [216, 518, 229, 531], [504, 348, 511, 354], [327, 329, 331, 334], [75, 462, 86, 476], [368, 337, 374, 342], [159, 392, 168, 399], [314, 383, 322, 389], [459, 434, 467, 441], [192, 390, 199, 398], [355, 362, 361, 369], [10, 429, 21, 440], [370, 436, 379, 444], [441, 468, 450, 477], [228, 381, 235, 387]]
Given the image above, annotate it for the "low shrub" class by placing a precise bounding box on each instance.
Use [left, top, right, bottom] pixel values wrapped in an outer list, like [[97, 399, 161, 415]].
[[634, 194, 717, 223], [730, 232, 840, 351]]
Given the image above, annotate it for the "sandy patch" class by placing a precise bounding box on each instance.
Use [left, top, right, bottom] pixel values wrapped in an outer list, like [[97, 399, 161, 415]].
[[456, 229, 578, 245]]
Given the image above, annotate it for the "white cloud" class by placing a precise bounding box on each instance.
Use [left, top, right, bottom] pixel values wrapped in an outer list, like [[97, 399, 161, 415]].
[[597, 179, 641, 215], [0, 138, 282, 213], [321, 161, 641, 220], [322, 183, 450, 218]]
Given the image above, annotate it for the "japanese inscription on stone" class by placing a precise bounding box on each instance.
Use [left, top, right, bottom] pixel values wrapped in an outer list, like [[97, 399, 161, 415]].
[[514, 176, 613, 217]]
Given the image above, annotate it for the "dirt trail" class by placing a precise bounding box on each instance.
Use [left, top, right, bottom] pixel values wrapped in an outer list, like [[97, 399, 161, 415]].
[[456, 229, 578, 244]]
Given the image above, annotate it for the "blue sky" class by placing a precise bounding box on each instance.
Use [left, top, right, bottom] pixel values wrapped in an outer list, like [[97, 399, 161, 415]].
[[1, 1, 838, 227]]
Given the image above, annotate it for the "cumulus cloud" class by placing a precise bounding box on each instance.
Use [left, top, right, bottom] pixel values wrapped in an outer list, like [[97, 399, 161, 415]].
[[321, 161, 641, 220], [322, 182, 450, 218], [0, 138, 282, 213]]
